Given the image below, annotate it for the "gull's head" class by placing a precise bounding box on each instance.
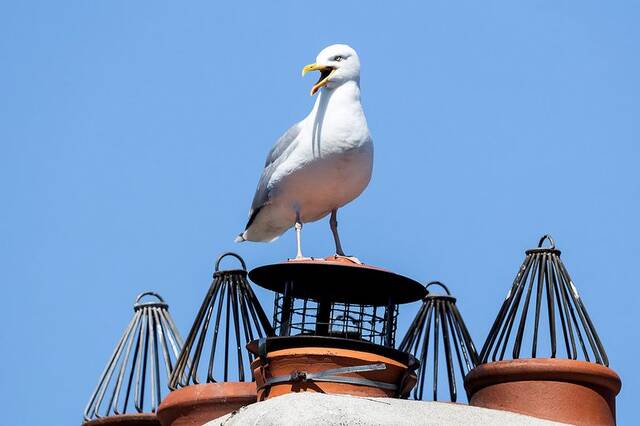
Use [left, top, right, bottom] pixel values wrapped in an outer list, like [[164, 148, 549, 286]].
[[301, 44, 360, 95]]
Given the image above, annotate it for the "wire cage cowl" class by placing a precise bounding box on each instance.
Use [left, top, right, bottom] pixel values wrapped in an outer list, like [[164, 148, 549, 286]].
[[82, 292, 183, 426], [465, 235, 621, 426], [478, 235, 608, 364], [399, 281, 478, 402], [158, 253, 274, 426]]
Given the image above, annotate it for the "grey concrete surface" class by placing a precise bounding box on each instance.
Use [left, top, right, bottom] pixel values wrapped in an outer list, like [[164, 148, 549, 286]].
[[204, 392, 567, 425]]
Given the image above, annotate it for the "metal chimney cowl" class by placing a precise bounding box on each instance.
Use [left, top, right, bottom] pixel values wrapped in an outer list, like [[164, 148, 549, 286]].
[[464, 236, 622, 426], [399, 281, 479, 403], [246, 256, 426, 401], [82, 292, 183, 426], [157, 253, 273, 426]]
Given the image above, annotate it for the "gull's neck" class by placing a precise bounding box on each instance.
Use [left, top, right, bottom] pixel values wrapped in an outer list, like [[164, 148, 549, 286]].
[[305, 80, 368, 155], [310, 80, 362, 117]]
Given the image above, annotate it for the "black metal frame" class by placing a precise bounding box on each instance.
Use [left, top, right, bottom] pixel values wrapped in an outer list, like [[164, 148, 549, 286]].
[[169, 253, 274, 389], [249, 261, 426, 349], [399, 282, 478, 402], [479, 235, 609, 365], [272, 292, 399, 347], [249, 261, 426, 305], [83, 292, 183, 421]]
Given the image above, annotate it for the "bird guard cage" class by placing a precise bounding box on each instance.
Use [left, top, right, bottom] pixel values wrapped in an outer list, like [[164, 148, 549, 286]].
[[399, 281, 478, 402], [478, 235, 609, 365], [83, 292, 183, 425], [250, 257, 426, 347], [168, 252, 274, 389], [246, 256, 426, 400]]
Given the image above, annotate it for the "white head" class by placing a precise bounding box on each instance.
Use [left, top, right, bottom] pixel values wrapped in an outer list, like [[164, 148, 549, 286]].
[[302, 44, 361, 95]]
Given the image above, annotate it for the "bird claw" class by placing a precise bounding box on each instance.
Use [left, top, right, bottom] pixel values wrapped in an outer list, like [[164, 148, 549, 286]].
[[331, 254, 363, 265]]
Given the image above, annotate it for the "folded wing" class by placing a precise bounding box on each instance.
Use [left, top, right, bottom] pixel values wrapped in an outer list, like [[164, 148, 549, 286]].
[[244, 121, 303, 231]]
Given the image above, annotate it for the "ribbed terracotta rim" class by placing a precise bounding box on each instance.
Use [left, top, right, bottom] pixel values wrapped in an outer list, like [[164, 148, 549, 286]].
[[464, 358, 621, 396], [247, 335, 417, 366], [82, 413, 159, 425], [159, 382, 256, 410], [265, 347, 408, 368], [157, 382, 256, 425]]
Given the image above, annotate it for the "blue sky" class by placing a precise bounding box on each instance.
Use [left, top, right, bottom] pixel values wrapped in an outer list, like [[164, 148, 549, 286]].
[[1, 1, 638, 424]]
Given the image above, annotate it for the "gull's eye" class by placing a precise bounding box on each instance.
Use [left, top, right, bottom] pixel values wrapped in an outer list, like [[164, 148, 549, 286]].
[[334, 55, 343, 62]]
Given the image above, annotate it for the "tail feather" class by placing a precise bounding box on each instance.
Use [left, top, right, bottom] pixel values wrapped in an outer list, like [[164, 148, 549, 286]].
[[234, 231, 281, 243], [234, 207, 261, 243]]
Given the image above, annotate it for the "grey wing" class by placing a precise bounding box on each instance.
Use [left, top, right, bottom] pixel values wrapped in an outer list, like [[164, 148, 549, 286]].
[[244, 121, 303, 229], [263, 120, 303, 168]]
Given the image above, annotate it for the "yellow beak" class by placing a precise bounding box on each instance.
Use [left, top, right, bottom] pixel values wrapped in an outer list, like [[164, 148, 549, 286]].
[[302, 63, 336, 95]]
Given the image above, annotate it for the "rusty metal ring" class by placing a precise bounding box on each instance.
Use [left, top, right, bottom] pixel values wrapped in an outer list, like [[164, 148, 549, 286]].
[[425, 281, 451, 295], [537, 234, 556, 249], [215, 252, 247, 272]]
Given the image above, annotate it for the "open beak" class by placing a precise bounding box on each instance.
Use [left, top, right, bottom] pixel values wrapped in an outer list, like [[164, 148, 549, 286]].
[[302, 63, 336, 95]]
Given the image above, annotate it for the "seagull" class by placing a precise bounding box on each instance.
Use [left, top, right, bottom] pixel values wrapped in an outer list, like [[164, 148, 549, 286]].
[[236, 44, 373, 259]]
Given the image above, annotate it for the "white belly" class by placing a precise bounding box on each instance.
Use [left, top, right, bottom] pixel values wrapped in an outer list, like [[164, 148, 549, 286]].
[[246, 143, 373, 241], [276, 144, 373, 222]]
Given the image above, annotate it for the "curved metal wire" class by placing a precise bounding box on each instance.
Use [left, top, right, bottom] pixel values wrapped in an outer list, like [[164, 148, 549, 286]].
[[83, 292, 183, 421], [169, 253, 274, 389], [399, 281, 478, 402], [479, 235, 609, 366]]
